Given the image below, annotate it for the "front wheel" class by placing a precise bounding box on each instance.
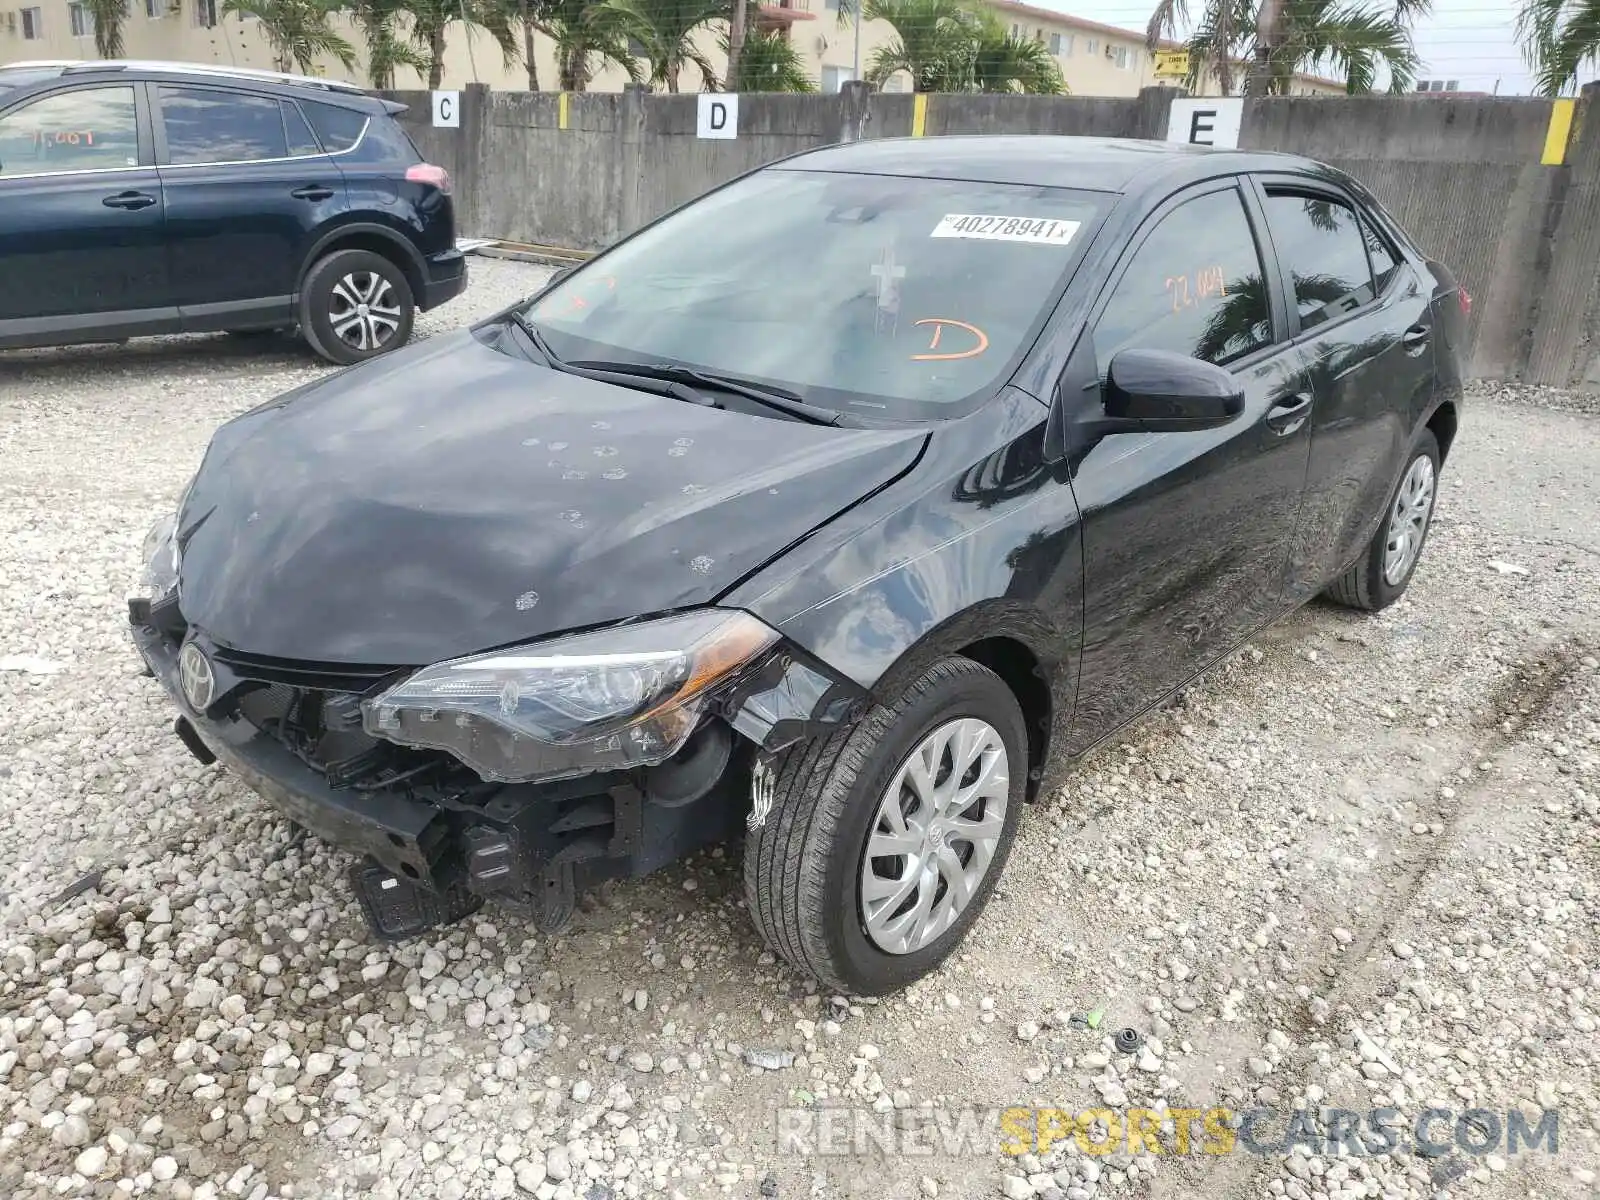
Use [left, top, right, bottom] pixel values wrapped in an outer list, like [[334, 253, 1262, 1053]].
[[744, 656, 1026, 995], [299, 249, 415, 366], [1325, 429, 1441, 612]]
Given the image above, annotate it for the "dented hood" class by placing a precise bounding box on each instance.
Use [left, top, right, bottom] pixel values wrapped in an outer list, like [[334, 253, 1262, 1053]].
[[175, 331, 926, 664]]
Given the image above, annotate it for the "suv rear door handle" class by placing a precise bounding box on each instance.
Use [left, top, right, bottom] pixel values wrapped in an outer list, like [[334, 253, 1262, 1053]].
[[103, 190, 156, 210], [1266, 392, 1313, 436], [1402, 325, 1430, 355], [290, 185, 335, 201]]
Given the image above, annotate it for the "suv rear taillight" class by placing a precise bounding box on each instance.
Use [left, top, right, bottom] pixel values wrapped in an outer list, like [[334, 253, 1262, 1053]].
[[406, 163, 451, 194], [1458, 287, 1472, 316]]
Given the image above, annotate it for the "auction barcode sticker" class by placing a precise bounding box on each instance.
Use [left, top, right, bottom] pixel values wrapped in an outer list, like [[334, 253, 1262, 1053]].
[[931, 214, 1080, 244]]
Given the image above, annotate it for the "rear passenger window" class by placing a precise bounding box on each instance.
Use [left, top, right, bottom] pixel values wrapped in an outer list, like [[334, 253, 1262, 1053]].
[[282, 101, 322, 158], [302, 101, 368, 153], [1262, 192, 1376, 330], [160, 86, 287, 165], [1362, 219, 1400, 294], [1093, 187, 1272, 369]]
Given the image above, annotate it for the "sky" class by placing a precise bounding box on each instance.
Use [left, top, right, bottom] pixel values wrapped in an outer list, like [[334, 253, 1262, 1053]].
[[1039, 0, 1537, 94]]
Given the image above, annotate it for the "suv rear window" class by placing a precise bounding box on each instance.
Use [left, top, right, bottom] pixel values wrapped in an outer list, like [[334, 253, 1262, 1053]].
[[302, 101, 368, 153]]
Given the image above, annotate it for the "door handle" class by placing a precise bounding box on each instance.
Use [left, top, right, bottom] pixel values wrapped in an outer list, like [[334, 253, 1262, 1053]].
[[102, 191, 156, 210], [1266, 392, 1312, 436], [1402, 325, 1430, 355], [290, 185, 335, 201]]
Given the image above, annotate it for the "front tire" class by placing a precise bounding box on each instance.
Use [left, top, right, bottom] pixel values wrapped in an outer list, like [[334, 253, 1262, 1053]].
[[299, 249, 414, 366], [1325, 429, 1441, 612], [744, 657, 1027, 995]]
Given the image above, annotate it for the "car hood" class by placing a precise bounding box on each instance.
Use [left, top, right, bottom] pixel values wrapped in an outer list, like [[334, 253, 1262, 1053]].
[[175, 330, 926, 664]]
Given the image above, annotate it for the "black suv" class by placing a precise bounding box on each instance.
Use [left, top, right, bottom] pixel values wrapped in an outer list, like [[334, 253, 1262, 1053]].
[[0, 60, 465, 364]]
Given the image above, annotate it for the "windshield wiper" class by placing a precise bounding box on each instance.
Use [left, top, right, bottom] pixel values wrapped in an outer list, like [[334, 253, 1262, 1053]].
[[568, 360, 842, 427], [501, 312, 719, 408]]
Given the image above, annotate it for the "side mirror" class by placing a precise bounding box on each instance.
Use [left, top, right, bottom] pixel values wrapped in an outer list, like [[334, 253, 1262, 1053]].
[[1101, 348, 1245, 433], [549, 265, 574, 285]]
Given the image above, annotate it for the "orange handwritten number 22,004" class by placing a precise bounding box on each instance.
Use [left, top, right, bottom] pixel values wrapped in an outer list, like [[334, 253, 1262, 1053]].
[[1165, 266, 1227, 312]]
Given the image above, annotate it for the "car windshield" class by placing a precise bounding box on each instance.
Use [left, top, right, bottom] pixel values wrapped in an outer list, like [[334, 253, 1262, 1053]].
[[519, 169, 1105, 420]]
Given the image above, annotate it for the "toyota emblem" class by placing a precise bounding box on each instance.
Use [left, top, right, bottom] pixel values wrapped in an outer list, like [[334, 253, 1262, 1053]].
[[178, 642, 216, 711]]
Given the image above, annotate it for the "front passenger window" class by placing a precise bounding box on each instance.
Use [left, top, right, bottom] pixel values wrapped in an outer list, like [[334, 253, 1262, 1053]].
[[1092, 187, 1272, 371], [0, 86, 138, 176], [1262, 192, 1376, 330]]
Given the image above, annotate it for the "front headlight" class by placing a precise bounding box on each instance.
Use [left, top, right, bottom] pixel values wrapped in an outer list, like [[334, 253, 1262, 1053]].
[[363, 610, 780, 784], [141, 514, 180, 600]]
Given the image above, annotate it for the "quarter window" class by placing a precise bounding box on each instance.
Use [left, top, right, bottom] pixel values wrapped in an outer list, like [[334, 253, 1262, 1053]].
[[1093, 187, 1272, 370], [1261, 192, 1376, 330], [160, 86, 288, 165], [0, 86, 139, 176], [1362, 218, 1400, 293], [302, 100, 368, 152]]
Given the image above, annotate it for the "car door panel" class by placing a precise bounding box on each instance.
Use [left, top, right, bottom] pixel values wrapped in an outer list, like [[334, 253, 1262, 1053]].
[[1251, 178, 1436, 602], [0, 82, 173, 339], [153, 83, 347, 324], [1061, 181, 1313, 754]]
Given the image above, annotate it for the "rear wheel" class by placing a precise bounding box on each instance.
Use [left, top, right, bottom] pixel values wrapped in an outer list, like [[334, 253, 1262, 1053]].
[[1325, 429, 1440, 612], [744, 657, 1026, 995], [299, 248, 414, 366]]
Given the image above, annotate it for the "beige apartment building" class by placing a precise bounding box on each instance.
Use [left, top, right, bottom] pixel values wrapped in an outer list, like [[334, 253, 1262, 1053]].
[[0, 0, 1343, 98]]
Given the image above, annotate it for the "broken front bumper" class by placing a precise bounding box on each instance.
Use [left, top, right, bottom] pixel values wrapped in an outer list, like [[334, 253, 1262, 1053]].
[[128, 617, 746, 936]]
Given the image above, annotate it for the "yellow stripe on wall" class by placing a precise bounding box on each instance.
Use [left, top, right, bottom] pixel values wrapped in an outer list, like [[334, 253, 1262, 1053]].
[[559, 92, 570, 131], [1542, 98, 1574, 165], [911, 93, 928, 138]]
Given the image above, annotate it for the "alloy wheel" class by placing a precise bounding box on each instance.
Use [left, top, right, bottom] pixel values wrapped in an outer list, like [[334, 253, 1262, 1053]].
[[859, 717, 1009, 955], [328, 271, 402, 352], [1383, 454, 1436, 586]]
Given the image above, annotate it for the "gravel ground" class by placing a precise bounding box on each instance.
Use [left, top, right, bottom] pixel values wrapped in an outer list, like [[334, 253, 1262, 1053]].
[[1, 258, 1597, 1200]]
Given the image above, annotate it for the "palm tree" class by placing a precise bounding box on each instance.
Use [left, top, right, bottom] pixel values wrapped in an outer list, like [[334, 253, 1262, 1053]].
[[969, 22, 1066, 92], [402, 0, 520, 89], [535, 0, 640, 89], [722, 27, 815, 90], [1517, 0, 1600, 95], [85, 0, 127, 58], [1147, 0, 1427, 95], [517, 0, 541, 89], [727, 0, 748, 94], [600, 0, 726, 92], [861, 0, 984, 92], [348, 0, 427, 87], [221, 0, 358, 73]]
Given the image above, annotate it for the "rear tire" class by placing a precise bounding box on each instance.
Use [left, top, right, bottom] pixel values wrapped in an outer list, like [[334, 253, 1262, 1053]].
[[744, 657, 1026, 995], [299, 248, 414, 366], [1325, 429, 1440, 612]]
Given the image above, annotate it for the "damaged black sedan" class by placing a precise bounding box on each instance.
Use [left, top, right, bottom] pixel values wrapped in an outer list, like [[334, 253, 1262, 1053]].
[[131, 136, 1465, 995]]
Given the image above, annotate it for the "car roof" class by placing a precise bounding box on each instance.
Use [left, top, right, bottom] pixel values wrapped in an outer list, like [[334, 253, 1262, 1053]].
[[778, 135, 1319, 196]]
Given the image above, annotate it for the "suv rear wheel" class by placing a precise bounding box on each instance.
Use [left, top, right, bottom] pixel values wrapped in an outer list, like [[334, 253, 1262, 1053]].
[[299, 248, 415, 366]]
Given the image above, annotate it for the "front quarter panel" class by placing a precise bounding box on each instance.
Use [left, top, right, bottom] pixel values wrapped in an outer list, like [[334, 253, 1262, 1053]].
[[722, 388, 1083, 776]]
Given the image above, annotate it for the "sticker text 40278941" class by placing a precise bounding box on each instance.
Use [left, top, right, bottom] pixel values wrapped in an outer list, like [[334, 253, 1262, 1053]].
[[932, 215, 1080, 245]]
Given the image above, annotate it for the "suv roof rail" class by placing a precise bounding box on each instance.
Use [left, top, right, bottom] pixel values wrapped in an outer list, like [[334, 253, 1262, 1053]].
[[60, 59, 370, 95]]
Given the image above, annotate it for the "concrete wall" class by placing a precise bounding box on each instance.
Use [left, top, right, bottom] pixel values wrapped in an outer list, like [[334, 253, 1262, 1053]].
[[392, 83, 1600, 388]]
